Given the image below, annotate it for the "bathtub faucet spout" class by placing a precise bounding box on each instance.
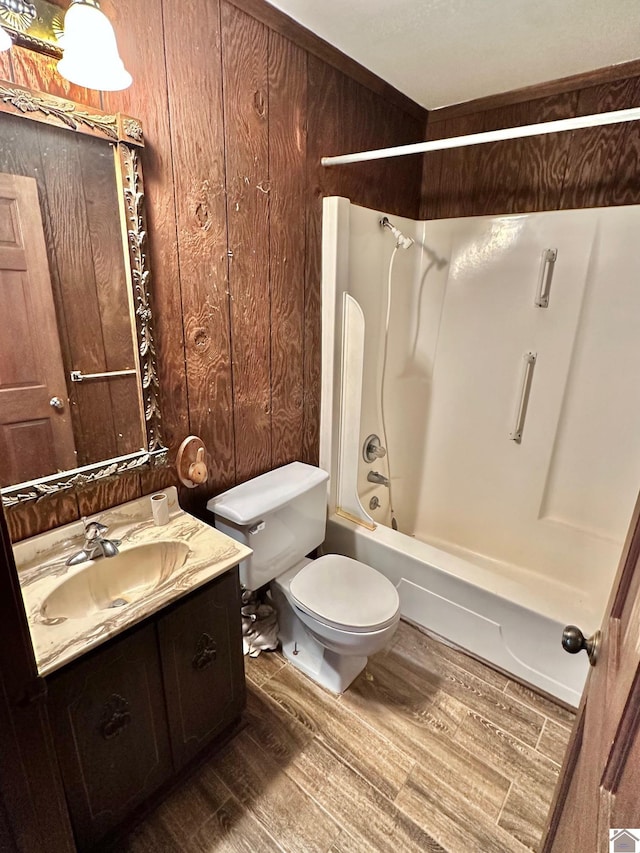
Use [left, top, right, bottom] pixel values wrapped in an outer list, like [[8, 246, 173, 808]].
[[367, 471, 389, 487]]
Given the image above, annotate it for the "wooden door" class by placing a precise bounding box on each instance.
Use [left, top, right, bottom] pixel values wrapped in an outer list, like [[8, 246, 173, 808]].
[[0, 172, 76, 488], [157, 569, 245, 770], [542, 493, 640, 851]]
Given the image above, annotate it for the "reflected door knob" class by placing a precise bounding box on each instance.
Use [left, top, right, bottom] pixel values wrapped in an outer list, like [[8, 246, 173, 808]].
[[49, 396, 64, 410], [562, 625, 601, 666]]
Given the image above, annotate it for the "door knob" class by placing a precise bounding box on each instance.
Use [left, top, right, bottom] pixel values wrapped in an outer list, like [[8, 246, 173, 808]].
[[562, 625, 601, 666], [49, 396, 64, 410]]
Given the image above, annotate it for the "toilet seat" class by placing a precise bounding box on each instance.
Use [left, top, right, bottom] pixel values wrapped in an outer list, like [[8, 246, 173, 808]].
[[288, 554, 399, 633]]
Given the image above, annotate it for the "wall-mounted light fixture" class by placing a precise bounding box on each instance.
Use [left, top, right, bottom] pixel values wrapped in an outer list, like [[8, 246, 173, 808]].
[[0, 0, 36, 53], [0, 0, 131, 90], [0, 26, 11, 51]]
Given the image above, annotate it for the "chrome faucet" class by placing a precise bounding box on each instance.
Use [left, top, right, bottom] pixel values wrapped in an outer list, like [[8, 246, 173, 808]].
[[367, 471, 389, 487], [66, 520, 121, 566]]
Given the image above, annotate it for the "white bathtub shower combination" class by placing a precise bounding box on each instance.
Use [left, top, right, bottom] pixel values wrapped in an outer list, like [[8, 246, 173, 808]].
[[320, 196, 640, 706]]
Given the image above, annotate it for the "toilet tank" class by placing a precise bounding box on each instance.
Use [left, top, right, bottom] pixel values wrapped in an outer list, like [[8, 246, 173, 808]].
[[207, 462, 329, 590]]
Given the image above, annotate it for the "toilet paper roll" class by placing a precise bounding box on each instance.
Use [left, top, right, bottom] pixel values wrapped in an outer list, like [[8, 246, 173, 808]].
[[151, 492, 170, 526]]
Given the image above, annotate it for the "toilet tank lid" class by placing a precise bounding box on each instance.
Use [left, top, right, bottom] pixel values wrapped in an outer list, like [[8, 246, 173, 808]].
[[207, 462, 329, 525]]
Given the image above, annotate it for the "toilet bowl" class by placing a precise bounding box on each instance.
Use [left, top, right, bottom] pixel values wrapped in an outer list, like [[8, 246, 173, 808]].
[[207, 461, 400, 693], [272, 556, 400, 692]]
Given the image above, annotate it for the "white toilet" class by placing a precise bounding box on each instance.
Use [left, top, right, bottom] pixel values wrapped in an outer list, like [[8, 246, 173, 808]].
[[207, 461, 400, 693]]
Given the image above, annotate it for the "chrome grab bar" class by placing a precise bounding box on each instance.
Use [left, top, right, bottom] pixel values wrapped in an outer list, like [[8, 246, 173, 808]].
[[509, 352, 537, 443], [70, 369, 137, 383], [535, 248, 557, 308]]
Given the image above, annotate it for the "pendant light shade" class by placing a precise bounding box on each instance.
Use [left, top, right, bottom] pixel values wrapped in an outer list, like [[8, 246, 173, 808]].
[[0, 26, 11, 52], [57, 0, 131, 91]]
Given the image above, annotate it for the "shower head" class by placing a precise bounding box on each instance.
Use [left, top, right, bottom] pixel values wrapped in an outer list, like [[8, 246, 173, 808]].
[[380, 216, 414, 250]]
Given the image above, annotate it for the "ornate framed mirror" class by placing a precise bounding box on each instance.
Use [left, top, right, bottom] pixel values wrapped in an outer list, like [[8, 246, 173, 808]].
[[0, 80, 167, 507]]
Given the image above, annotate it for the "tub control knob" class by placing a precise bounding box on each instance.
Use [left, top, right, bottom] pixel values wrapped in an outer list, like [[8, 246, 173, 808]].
[[363, 434, 387, 463], [562, 625, 601, 666]]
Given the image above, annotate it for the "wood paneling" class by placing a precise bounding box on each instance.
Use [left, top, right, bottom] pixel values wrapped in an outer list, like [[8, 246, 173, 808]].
[[422, 72, 640, 221], [225, 0, 425, 121], [101, 0, 189, 472], [0, 53, 11, 80], [1, 8, 637, 543], [511, 93, 578, 213], [17, 4, 635, 530], [0, 12, 424, 841], [222, 2, 271, 484], [3, 0, 425, 538], [424, 112, 483, 220], [430, 57, 640, 122], [268, 32, 307, 469], [76, 473, 142, 518], [559, 77, 640, 209], [6, 490, 79, 542], [39, 129, 120, 463], [8, 47, 101, 107], [162, 0, 233, 508], [78, 135, 142, 458]]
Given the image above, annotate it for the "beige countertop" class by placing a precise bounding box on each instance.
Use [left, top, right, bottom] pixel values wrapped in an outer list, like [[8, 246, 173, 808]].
[[14, 487, 251, 677]]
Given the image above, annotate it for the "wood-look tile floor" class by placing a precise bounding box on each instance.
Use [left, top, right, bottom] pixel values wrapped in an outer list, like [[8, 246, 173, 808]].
[[120, 620, 574, 853]]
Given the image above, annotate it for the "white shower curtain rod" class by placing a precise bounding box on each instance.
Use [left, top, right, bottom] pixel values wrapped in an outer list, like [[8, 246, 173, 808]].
[[320, 106, 640, 167]]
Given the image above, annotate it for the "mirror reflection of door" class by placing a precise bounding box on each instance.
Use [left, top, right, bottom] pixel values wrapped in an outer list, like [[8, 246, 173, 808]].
[[0, 173, 77, 486], [0, 107, 151, 496]]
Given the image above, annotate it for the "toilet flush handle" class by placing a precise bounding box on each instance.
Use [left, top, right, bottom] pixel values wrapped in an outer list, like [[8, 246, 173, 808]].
[[249, 521, 265, 535]]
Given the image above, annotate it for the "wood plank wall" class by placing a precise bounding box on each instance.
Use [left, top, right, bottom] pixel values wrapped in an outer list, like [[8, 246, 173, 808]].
[[421, 72, 640, 219], [2, 0, 425, 541]]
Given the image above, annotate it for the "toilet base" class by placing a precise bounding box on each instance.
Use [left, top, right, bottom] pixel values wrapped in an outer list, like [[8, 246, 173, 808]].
[[282, 639, 368, 694], [271, 582, 368, 693]]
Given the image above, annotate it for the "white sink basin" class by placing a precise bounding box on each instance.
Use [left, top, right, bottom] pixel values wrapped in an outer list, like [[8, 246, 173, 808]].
[[41, 540, 190, 620]]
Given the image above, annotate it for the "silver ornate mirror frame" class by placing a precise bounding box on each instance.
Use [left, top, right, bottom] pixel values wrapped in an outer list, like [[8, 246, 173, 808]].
[[0, 80, 167, 507]]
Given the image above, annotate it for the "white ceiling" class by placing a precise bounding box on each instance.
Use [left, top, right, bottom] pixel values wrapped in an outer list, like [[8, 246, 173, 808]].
[[265, 0, 640, 110]]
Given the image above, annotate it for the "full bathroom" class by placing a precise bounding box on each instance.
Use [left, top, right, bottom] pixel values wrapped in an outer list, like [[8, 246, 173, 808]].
[[0, 1, 639, 852]]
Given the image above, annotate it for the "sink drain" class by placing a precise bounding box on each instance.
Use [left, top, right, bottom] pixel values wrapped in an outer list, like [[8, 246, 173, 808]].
[[109, 598, 128, 608]]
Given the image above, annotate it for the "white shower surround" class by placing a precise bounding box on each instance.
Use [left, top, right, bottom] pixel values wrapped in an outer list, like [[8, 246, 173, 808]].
[[320, 196, 640, 706]]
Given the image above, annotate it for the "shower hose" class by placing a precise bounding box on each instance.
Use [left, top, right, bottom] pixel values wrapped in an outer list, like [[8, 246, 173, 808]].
[[380, 246, 399, 530]]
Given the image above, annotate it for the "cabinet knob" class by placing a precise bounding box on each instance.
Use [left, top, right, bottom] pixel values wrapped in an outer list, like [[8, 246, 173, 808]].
[[193, 633, 217, 670]]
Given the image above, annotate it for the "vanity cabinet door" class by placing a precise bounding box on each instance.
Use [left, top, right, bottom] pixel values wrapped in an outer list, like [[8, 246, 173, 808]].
[[157, 568, 245, 770], [47, 623, 172, 851]]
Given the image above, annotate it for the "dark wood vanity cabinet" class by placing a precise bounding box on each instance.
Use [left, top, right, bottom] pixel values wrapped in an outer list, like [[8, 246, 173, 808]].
[[47, 623, 172, 851], [46, 568, 245, 851], [158, 567, 245, 769]]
